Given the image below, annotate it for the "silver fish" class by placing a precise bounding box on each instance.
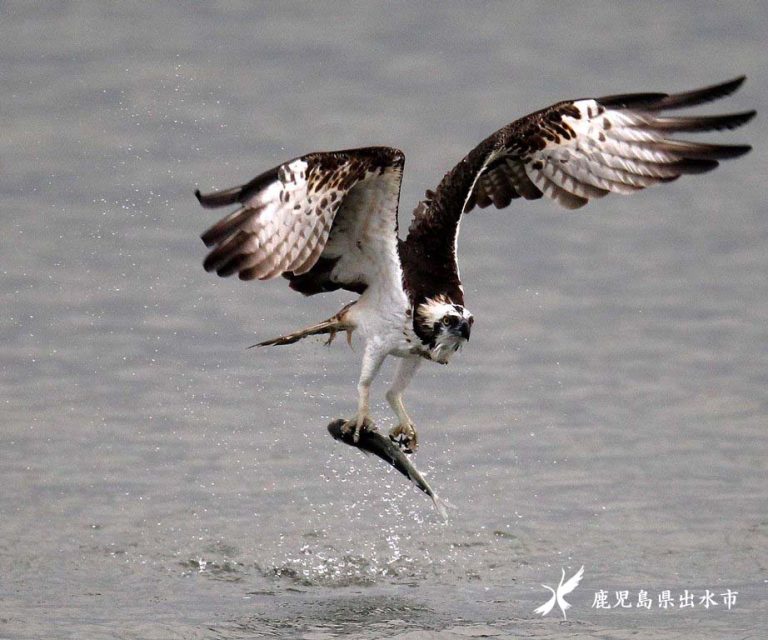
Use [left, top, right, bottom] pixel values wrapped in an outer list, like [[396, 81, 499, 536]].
[[327, 418, 452, 519]]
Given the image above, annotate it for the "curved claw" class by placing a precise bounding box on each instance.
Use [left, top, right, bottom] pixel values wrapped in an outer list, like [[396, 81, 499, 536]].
[[341, 415, 375, 443], [389, 423, 418, 454]]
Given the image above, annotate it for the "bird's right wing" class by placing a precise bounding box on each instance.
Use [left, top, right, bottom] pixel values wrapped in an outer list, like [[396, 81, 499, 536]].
[[197, 146, 405, 296], [560, 565, 585, 595]]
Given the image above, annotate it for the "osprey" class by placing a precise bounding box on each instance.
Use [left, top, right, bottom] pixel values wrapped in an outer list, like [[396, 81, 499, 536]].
[[196, 77, 754, 453]]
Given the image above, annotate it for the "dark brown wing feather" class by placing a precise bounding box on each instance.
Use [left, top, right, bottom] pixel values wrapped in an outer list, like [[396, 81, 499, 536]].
[[401, 77, 755, 306], [196, 146, 404, 296]]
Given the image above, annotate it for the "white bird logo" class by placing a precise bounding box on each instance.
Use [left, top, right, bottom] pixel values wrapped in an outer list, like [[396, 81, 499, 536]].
[[533, 566, 584, 620]]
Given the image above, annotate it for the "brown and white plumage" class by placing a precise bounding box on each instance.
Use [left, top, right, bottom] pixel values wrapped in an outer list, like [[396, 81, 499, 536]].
[[196, 77, 754, 453], [466, 82, 753, 211], [401, 76, 755, 312], [198, 146, 404, 293]]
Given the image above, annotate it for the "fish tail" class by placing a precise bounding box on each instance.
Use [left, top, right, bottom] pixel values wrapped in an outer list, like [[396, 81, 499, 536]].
[[430, 493, 456, 520]]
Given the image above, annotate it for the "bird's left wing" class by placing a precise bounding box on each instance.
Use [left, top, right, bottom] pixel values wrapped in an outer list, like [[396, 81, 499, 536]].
[[463, 76, 754, 212], [197, 146, 404, 296], [533, 591, 557, 616], [401, 77, 754, 305]]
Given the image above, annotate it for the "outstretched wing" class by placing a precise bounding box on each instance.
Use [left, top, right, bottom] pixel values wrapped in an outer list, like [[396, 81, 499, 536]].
[[559, 565, 585, 596], [197, 146, 404, 296], [401, 77, 754, 305], [463, 76, 754, 212], [533, 589, 557, 616]]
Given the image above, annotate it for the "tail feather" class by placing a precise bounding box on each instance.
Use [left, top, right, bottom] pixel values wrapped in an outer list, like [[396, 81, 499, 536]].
[[250, 303, 356, 348]]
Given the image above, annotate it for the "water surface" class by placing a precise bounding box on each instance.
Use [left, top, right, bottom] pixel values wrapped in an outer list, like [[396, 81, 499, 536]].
[[2, 3, 767, 638]]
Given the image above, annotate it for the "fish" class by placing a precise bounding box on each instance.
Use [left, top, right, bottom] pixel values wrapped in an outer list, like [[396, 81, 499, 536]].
[[327, 418, 453, 519]]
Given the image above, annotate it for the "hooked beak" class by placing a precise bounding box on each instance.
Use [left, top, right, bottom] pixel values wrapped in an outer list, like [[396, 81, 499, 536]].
[[458, 319, 471, 341]]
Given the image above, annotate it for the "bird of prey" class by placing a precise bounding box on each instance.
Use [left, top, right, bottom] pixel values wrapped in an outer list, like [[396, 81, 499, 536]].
[[534, 566, 585, 620], [196, 77, 754, 453]]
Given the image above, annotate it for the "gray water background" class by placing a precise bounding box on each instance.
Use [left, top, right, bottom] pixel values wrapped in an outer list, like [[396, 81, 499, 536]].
[[2, 2, 767, 638]]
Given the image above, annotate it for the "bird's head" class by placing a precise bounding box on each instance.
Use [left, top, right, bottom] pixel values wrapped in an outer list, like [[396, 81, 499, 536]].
[[415, 296, 474, 363]]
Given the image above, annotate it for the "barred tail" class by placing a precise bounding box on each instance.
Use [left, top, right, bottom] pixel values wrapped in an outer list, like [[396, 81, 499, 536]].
[[249, 302, 356, 348]]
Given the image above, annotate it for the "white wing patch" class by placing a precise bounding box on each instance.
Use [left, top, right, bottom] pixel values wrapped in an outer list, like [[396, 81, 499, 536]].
[[220, 159, 341, 279], [199, 148, 405, 291], [464, 79, 753, 213], [323, 169, 404, 288], [522, 98, 751, 209]]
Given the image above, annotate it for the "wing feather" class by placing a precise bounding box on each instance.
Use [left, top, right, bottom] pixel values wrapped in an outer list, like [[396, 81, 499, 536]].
[[401, 77, 754, 306], [560, 566, 585, 595], [457, 77, 754, 215], [196, 147, 405, 296], [528, 167, 589, 209]]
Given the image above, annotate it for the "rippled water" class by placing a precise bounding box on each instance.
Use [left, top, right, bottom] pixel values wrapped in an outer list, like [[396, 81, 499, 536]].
[[2, 3, 767, 638]]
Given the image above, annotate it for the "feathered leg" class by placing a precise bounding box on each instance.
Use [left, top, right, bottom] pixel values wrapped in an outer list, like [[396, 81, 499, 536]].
[[386, 356, 421, 453], [342, 342, 388, 442]]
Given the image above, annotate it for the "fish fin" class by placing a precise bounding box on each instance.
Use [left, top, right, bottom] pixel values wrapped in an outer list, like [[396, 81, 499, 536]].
[[431, 493, 456, 520]]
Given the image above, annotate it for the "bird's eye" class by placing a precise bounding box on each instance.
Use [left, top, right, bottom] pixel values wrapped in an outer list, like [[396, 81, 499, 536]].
[[442, 316, 451, 326]]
